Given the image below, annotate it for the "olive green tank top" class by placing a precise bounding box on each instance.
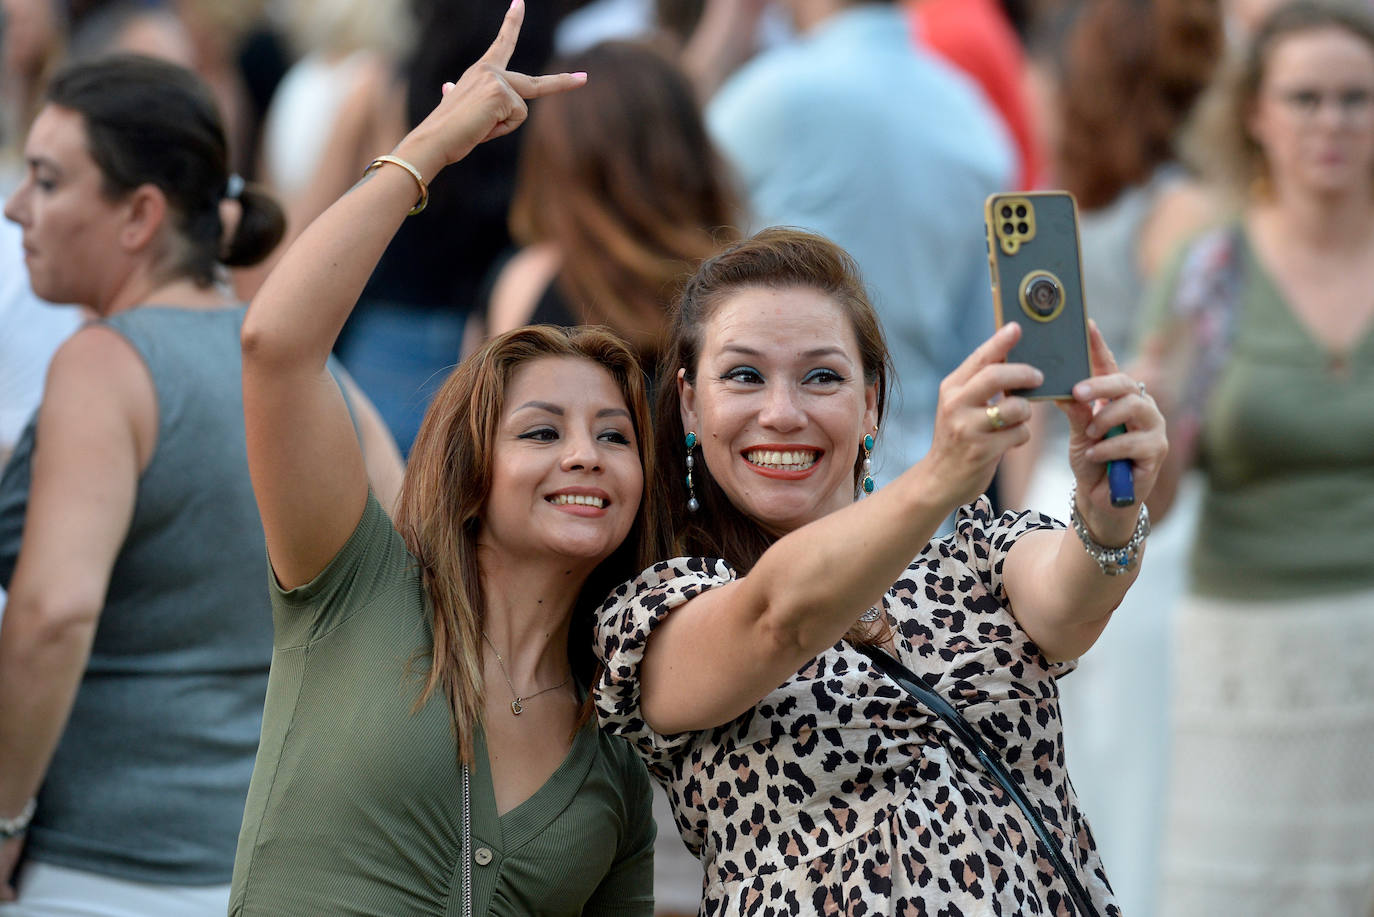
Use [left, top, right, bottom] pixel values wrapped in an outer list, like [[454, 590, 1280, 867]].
[[1147, 226, 1374, 600]]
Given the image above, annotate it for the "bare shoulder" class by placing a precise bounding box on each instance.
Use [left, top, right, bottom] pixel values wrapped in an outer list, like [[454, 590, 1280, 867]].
[[486, 243, 562, 338], [45, 324, 157, 465], [1138, 180, 1222, 280]]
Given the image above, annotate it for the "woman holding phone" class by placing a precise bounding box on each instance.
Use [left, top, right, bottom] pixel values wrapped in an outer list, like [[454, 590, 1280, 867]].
[[594, 228, 1167, 915]]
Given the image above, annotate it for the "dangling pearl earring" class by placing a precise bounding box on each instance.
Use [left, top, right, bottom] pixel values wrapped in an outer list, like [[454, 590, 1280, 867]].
[[685, 431, 700, 512], [861, 429, 876, 495]]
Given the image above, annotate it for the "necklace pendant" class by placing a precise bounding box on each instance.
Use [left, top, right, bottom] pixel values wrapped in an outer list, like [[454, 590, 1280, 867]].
[[511, 698, 523, 716]]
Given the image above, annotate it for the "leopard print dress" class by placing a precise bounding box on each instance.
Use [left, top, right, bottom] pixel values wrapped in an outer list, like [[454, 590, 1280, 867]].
[[594, 498, 1120, 916]]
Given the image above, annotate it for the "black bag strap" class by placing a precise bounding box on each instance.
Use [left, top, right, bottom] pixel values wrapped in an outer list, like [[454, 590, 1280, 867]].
[[855, 644, 1100, 917]]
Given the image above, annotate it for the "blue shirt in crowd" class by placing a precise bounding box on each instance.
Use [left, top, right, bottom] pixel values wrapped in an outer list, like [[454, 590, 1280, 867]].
[[708, 4, 1014, 487]]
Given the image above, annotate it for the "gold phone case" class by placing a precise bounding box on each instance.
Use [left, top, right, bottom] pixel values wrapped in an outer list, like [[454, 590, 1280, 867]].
[[984, 191, 1092, 399]]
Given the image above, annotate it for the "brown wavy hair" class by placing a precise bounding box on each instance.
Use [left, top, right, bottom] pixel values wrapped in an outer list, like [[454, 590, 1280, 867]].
[[1184, 0, 1374, 199], [1057, 0, 1223, 209], [393, 325, 663, 763], [509, 40, 741, 362], [655, 228, 894, 644]]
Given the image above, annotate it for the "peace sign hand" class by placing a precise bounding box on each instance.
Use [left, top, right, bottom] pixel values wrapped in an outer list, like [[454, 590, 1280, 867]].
[[397, 0, 586, 176]]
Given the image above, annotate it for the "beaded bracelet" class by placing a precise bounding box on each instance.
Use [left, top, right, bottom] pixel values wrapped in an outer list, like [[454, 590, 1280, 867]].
[[364, 155, 429, 215], [1069, 483, 1150, 576], [0, 798, 35, 841]]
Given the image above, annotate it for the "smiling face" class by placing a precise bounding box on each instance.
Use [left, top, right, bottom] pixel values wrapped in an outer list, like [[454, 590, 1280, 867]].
[[480, 356, 644, 570], [680, 285, 878, 536], [3, 104, 130, 307], [1249, 24, 1374, 198]]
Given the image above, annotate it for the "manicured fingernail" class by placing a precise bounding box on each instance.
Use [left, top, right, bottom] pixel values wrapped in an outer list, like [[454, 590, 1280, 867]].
[[1033, 370, 1044, 384], [1073, 383, 1090, 399], [571, 71, 588, 80]]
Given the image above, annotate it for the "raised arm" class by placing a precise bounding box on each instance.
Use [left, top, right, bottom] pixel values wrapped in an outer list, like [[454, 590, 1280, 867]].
[[640, 324, 1043, 735], [337, 370, 405, 516], [240, 0, 585, 588]]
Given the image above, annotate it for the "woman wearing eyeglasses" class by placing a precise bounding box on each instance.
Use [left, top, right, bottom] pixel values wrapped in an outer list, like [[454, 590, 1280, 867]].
[[1140, 2, 1374, 914]]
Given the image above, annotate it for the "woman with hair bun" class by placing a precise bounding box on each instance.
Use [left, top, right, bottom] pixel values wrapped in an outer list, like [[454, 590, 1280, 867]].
[[0, 54, 399, 914]]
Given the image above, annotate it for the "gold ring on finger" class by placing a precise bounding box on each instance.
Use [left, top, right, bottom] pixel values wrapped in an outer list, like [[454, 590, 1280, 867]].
[[986, 403, 1006, 430]]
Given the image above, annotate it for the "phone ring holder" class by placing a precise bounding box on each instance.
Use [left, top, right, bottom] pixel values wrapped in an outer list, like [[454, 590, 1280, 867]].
[[1018, 270, 1066, 323]]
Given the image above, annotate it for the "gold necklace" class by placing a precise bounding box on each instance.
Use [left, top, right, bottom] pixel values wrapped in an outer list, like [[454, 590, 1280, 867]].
[[482, 631, 571, 716]]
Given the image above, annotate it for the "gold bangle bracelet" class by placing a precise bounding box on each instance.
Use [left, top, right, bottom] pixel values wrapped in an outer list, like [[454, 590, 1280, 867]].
[[364, 154, 428, 215]]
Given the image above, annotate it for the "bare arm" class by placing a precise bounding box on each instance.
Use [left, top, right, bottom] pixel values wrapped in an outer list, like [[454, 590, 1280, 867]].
[[640, 324, 1043, 735], [1137, 180, 1220, 281], [484, 243, 560, 339], [0, 329, 154, 894], [241, 0, 586, 588], [679, 0, 770, 102], [338, 371, 405, 516], [1001, 321, 1169, 660]]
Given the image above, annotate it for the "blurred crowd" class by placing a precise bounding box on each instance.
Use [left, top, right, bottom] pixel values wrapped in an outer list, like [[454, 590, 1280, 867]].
[[2, 0, 1373, 915]]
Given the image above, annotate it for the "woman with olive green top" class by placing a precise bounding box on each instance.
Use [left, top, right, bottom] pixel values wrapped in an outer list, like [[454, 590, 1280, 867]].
[[230, 493, 654, 916], [1146, 226, 1374, 599], [1141, 5, 1374, 912], [231, 3, 658, 913]]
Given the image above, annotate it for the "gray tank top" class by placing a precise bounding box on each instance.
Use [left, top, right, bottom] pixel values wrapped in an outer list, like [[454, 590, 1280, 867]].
[[0, 306, 284, 884]]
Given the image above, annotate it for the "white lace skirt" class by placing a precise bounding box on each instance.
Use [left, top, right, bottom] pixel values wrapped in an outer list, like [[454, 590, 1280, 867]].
[[1158, 588, 1374, 917]]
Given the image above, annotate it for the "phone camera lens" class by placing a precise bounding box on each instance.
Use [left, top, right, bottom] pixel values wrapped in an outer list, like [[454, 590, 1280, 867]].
[[1026, 276, 1062, 317], [1001, 205, 1013, 218], [1016, 221, 1029, 234], [1015, 205, 1028, 218], [1002, 222, 1014, 235]]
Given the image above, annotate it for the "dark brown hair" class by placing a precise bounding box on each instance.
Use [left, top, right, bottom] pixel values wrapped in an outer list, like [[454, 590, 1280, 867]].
[[655, 227, 892, 564], [45, 54, 285, 284], [509, 41, 741, 362], [1185, 0, 1374, 198], [1057, 0, 1223, 209], [393, 325, 663, 763]]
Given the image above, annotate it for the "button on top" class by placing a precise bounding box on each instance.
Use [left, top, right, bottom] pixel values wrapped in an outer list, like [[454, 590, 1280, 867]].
[[473, 846, 493, 866]]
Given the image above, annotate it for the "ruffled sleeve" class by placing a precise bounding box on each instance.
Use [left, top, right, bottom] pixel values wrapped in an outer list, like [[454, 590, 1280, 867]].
[[950, 495, 1075, 676], [593, 556, 738, 775], [953, 495, 1061, 601]]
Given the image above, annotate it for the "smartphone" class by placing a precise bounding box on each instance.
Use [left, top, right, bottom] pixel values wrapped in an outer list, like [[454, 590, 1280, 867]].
[[983, 191, 1091, 399]]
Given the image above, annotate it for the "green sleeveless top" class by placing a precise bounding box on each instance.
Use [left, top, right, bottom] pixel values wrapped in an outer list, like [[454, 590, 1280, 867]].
[[1146, 225, 1374, 600], [229, 493, 655, 916]]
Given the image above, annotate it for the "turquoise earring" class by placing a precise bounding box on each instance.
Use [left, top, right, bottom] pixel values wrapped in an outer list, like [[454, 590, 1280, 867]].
[[685, 431, 700, 512], [861, 430, 876, 495]]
